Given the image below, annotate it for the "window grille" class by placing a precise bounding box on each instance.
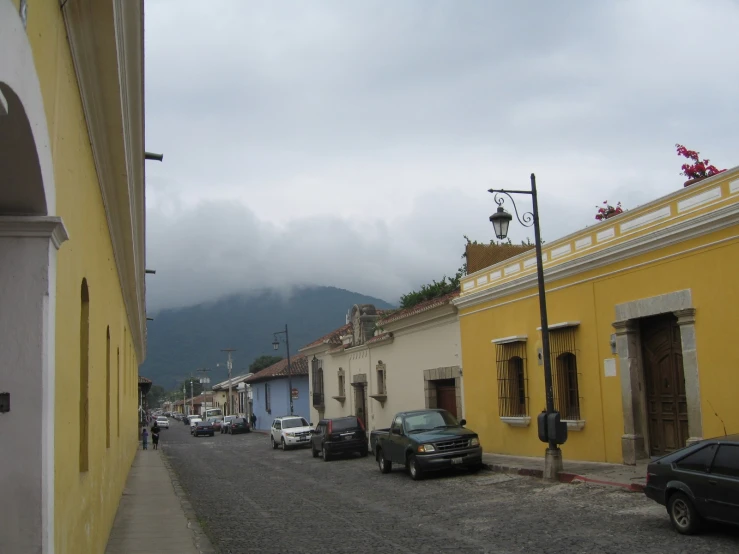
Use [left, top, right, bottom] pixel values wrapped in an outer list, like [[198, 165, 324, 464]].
[[549, 327, 581, 420], [376, 362, 387, 395], [495, 342, 528, 417], [312, 357, 324, 407], [265, 382, 271, 413], [338, 368, 345, 397]]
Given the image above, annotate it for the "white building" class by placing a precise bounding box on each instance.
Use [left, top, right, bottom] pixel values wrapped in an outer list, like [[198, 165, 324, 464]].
[[299, 295, 463, 432]]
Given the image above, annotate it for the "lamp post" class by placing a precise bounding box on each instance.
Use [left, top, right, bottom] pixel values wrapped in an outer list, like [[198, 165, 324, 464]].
[[488, 173, 565, 479], [272, 324, 293, 415], [220, 349, 236, 416]]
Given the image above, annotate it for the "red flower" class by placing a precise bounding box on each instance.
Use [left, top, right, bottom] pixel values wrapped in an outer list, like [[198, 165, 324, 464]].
[[676, 144, 726, 180]]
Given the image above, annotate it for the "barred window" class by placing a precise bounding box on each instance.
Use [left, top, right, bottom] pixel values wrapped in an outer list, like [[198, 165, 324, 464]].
[[312, 357, 324, 407], [550, 327, 581, 420], [338, 368, 345, 397], [265, 382, 271, 413], [376, 362, 387, 395], [496, 341, 528, 417]]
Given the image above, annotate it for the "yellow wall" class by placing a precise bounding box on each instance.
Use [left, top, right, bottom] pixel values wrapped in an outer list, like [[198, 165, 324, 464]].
[[22, 2, 140, 552], [460, 209, 739, 464]]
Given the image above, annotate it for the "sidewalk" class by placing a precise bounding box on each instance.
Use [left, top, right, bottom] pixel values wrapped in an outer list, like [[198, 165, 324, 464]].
[[105, 448, 216, 553], [481, 452, 648, 492]]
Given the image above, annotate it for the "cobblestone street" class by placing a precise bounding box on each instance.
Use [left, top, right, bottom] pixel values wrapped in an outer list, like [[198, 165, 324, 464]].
[[161, 423, 738, 554]]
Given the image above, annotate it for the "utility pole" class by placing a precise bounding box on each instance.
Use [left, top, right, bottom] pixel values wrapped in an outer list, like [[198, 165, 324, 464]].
[[221, 349, 236, 416], [197, 367, 212, 414], [182, 384, 186, 415], [190, 378, 194, 414]]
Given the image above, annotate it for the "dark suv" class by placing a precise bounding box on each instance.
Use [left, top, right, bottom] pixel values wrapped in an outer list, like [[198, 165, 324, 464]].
[[644, 434, 739, 534], [311, 416, 369, 461]]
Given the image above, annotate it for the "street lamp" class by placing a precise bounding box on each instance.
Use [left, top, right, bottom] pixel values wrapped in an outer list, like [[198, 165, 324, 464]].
[[272, 324, 293, 415], [488, 173, 567, 479]]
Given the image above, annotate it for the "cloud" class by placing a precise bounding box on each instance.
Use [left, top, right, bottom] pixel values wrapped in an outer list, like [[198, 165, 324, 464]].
[[143, 0, 739, 310]]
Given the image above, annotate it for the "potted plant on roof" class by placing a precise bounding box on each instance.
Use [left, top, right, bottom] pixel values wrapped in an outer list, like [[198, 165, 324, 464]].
[[676, 144, 725, 187], [595, 200, 623, 221]]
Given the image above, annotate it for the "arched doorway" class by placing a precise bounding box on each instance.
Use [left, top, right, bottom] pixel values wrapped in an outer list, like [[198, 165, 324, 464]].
[[0, 4, 67, 553]]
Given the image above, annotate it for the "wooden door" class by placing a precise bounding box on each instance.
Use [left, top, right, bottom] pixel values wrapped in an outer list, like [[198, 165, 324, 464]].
[[435, 379, 458, 418], [353, 382, 367, 429], [641, 314, 688, 456]]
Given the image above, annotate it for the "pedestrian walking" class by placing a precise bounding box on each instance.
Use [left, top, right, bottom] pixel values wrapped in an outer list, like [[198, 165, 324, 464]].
[[141, 426, 149, 450], [151, 422, 161, 450], [250, 412, 257, 429]]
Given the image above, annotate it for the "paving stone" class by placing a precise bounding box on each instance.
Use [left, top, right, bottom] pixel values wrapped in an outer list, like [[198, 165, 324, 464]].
[[160, 424, 739, 553]]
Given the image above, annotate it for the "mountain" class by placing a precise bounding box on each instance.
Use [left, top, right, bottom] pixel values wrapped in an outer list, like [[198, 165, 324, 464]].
[[141, 286, 395, 390]]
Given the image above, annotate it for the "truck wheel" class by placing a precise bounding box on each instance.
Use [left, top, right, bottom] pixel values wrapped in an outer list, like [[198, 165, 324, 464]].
[[322, 446, 331, 462], [377, 449, 392, 474], [408, 454, 424, 481], [271, 436, 277, 449], [281, 438, 287, 451]]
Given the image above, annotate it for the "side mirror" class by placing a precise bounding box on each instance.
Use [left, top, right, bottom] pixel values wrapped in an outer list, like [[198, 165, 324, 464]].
[[460, 418, 467, 427], [391, 428, 401, 435]]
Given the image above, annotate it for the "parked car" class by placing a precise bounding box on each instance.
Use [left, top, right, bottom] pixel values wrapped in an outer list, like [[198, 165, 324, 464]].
[[644, 434, 739, 534], [370, 409, 483, 480], [155, 416, 169, 429], [189, 417, 202, 434], [193, 420, 215, 437], [270, 416, 312, 450], [228, 417, 251, 435], [311, 416, 368, 461], [221, 415, 237, 434], [208, 416, 223, 432]]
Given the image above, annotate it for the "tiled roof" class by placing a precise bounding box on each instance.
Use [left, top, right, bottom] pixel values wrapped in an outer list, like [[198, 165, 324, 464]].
[[300, 322, 352, 350], [138, 375, 152, 384], [378, 290, 460, 326], [366, 332, 393, 345], [245, 354, 308, 383]]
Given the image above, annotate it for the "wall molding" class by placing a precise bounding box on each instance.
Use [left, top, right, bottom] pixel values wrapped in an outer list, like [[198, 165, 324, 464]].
[[61, 0, 147, 361], [455, 202, 739, 311]]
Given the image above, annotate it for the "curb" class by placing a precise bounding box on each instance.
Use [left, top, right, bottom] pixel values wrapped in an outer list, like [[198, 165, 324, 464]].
[[160, 450, 219, 554], [481, 461, 645, 492]]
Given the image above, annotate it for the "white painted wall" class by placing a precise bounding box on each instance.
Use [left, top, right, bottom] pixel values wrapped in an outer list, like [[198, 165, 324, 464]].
[[309, 308, 462, 432]]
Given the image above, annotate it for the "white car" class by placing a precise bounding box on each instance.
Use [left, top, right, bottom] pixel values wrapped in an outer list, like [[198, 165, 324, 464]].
[[189, 417, 202, 434], [221, 415, 237, 434], [270, 416, 313, 450], [155, 417, 169, 429]]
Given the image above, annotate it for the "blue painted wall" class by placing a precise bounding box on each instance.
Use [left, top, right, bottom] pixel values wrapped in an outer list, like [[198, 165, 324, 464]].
[[251, 375, 310, 431]]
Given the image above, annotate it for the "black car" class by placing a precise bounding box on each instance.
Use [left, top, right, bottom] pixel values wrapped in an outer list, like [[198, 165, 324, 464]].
[[644, 433, 739, 534], [311, 416, 368, 461], [229, 417, 251, 435], [193, 421, 215, 437]]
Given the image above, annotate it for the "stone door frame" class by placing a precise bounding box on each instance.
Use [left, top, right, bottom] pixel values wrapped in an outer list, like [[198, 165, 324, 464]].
[[613, 289, 703, 465], [423, 366, 463, 416]]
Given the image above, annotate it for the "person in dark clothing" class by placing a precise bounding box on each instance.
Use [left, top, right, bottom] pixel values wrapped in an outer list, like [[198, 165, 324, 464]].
[[151, 423, 161, 450], [250, 413, 257, 429]]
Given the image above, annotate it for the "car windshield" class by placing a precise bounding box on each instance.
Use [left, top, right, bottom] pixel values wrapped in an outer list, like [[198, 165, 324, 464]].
[[282, 418, 309, 429], [404, 411, 459, 433], [198, 421, 212, 427], [156, 417, 167, 421], [332, 417, 359, 431], [225, 416, 236, 422]]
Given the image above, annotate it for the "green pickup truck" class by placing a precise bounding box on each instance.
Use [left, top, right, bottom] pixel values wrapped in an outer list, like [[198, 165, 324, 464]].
[[369, 409, 483, 480]]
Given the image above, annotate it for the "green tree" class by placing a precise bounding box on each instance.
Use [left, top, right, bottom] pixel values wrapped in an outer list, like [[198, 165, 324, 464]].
[[249, 355, 283, 373], [146, 384, 166, 407]]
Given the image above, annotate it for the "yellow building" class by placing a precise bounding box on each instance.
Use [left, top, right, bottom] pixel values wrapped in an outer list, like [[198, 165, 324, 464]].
[[456, 166, 739, 466], [1, 1, 147, 552]]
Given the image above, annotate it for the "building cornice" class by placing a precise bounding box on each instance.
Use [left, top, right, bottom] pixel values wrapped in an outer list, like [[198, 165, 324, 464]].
[[0, 216, 69, 249], [454, 200, 739, 311], [380, 303, 457, 333], [460, 167, 739, 301], [61, 0, 147, 362]]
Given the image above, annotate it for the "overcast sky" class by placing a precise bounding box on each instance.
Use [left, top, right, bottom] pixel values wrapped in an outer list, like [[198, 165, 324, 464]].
[[143, 0, 739, 312]]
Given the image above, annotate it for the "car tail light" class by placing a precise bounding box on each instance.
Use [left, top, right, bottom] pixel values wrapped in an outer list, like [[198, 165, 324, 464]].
[[357, 417, 365, 431], [327, 420, 333, 434]]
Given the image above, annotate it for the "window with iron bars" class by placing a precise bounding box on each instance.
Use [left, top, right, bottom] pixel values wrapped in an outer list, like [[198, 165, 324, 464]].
[[549, 327, 581, 420], [337, 368, 345, 397], [312, 357, 324, 407], [495, 341, 528, 417], [265, 382, 271, 413]]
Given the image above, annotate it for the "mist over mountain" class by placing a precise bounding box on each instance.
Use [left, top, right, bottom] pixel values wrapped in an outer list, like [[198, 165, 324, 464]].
[[141, 286, 395, 390]]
